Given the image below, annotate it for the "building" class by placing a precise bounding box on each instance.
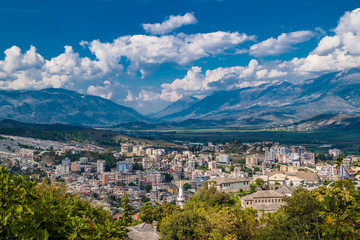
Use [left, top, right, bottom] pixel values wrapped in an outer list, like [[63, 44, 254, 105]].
[[329, 149, 341, 158], [240, 190, 286, 212], [117, 161, 133, 173], [218, 154, 231, 164], [97, 160, 106, 173], [246, 155, 259, 167], [194, 175, 209, 187], [209, 177, 250, 193], [265, 150, 276, 163]]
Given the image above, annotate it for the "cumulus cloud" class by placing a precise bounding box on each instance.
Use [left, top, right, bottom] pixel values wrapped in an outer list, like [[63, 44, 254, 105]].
[[86, 80, 118, 99], [250, 30, 315, 57], [84, 31, 254, 76], [2, 45, 44, 73], [142, 13, 197, 35], [124, 90, 135, 102], [136, 8, 360, 104], [136, 59, 276, 102], [290, 8, 360, 74], [0, 29, 253, 92]]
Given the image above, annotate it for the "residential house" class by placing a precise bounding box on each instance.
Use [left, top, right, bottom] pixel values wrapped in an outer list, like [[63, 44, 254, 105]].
[[209, 177, 250, 193]]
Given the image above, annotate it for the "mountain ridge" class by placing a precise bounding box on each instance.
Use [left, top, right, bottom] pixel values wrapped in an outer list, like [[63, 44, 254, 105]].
[[155, 68, 360, 127], [0, 88, 147, 127]]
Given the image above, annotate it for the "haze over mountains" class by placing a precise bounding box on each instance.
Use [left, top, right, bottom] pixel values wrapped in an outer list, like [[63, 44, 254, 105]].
[[1, 69, 360, 128]]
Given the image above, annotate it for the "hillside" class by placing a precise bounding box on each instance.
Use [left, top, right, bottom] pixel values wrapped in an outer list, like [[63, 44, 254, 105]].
[[0, 88, 146, 127], [285, 113, 360, 131], [155, 68, 360, 127], [0, 119, 180, 148]]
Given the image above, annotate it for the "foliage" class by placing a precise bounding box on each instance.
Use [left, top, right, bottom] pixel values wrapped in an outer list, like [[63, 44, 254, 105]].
[[164, 173, 174, 183], [0, 166, 127, 239], [143, 184, 152, 193], [139, 202, 181, 229], [183, 183, 191, 191], [121, 194, 133, 224], [160, 186, 257, 240], [185, 185, 235, 210], [255, 178, 265, 190]]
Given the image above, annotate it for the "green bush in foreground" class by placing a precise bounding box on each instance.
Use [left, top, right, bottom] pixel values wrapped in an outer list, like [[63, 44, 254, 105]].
[[0, 166, 127, 239]]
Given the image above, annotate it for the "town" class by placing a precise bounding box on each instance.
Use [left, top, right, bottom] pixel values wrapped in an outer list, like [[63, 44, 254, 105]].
[[1, 132, 359, 221]]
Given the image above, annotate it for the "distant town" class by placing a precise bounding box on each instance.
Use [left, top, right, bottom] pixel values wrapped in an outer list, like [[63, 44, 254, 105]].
[[1, 133, 358, 219]]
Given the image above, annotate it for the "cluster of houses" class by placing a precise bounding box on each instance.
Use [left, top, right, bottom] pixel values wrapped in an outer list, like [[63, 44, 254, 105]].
[[1, 136, 360, 217]]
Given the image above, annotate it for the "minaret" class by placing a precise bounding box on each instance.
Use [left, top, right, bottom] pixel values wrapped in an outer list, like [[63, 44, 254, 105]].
[[177, 180, 185, 209]]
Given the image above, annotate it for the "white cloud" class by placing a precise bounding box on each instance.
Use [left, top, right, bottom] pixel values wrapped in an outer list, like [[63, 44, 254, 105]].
[[291, 8, 360, 74], [138, 89, 160, 101], [124, 90, 135, 102], [146, 59, 271, 102], [2, 45, 44, 73], [86, 80, 119, 99], [142, 13, 197, 35], [250, 30, 315, 57], [84, 31, 254, 76]]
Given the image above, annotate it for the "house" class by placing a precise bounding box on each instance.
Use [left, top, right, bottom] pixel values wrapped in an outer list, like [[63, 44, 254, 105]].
[[268, 173, 287, 185], [209, 177, 250, 193], [296, 172, 321, 185], [240, 190, 286, 212], [274, 185, 296, 196]]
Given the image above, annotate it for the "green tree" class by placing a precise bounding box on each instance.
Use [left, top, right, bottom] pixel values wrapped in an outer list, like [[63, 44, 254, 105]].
[[160, 210, 209, 240], [257, 188, 322, 240], [255, 178, 266, 190], [143, 184, 152, 193], [183, 183, 191, 191], [0, 166, 127, 239], [121, 194, 133, 225]]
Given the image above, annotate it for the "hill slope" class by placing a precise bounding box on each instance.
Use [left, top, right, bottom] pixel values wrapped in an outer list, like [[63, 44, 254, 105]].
[[158, 68, 360, 127], [285, 113, 360, 131], [0, 88, 146, 127]]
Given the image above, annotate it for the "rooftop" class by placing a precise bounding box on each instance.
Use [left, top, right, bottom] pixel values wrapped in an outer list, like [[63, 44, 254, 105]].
[[210, 177, 249, 185]]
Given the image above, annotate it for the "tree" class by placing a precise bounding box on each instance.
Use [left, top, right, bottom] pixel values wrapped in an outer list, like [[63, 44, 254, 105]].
[[250, 184, 256, 193], [121, 194, 133, 225], [160, 210, 209, 240], [143, 184, 152, 193], [255, 178, 266, 190], [0, 166, 127, 239], [139, 201, 181, 230], [139, 202, 154, 224], [257, 188, 323, 240], [183, 183, 191, 191]]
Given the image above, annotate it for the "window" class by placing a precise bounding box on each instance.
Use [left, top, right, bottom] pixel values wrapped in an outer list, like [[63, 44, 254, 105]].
[[275, 199, 277, 202]]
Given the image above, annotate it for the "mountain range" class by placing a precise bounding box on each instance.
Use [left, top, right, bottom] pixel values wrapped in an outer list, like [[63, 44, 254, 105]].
[[1, 69, 360, 128], [156, 68, 360, 127], [0, 88, 146, 127]]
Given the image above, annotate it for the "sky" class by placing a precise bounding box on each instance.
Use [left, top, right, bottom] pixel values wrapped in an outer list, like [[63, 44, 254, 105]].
[[0, 0, 360, 114]]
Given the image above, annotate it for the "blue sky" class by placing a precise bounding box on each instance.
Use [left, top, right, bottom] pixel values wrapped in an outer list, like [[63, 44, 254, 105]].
[[0, 0, 360, 114]]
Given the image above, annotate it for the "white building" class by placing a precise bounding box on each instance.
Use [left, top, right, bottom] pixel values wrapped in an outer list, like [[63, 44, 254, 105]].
[[209, 177, 250, 193], [218, 154, 231, 164]]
